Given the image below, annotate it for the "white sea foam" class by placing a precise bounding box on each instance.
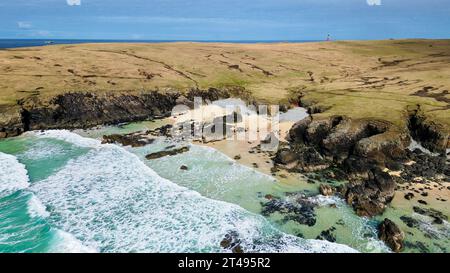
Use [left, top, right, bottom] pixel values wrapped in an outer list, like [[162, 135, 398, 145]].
[[408, 139, 440, 156], [308, 195, 341, 207], [0, 152, 30, 198], [47, 230, 97, 253], [20, 140, 66, 161], [27, 195, 50, 218], [413, 213, 450, 240], [33, 130, 101, 149], [31, 130, 356, 253]]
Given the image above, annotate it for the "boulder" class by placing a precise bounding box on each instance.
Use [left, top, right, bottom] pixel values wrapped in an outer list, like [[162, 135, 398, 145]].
[[378, 218, 405, 252], [345, 168, 396, 217], [274, 148, 298, 165], [102, 133, 154, 147], [146, 146, 190, 160]]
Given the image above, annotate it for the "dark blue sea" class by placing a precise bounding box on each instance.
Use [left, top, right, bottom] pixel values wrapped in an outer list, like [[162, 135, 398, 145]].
[[0, 39, 319, 49]]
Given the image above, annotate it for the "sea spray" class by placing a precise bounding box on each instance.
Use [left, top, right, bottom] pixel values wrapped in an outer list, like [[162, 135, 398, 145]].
[[0, 152, 30, 198], [30, 130, 357, 253]]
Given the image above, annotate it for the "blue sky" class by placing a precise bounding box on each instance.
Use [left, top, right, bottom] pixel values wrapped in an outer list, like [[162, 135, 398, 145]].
[[0, 0, 449, 40]]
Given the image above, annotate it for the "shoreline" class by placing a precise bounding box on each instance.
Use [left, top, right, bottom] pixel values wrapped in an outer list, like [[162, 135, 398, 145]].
[[0, 39, 449, 253]]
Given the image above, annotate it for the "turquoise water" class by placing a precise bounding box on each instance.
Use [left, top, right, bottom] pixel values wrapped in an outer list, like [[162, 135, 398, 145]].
[[1, 127, 447, 253], [0, 131, 356, 253]]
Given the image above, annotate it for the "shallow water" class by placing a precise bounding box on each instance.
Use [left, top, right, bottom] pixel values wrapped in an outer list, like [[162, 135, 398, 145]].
[[0, 131, 356, 253], [77, 121, 391, 253], [1, 117, 448, 252]]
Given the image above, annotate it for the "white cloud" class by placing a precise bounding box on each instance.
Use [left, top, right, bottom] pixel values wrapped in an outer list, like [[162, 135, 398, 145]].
[[32, 30, 52, 37], [17, 21, 32, 29], [67, 0, 81, 6], [367, 0, 381, 6]]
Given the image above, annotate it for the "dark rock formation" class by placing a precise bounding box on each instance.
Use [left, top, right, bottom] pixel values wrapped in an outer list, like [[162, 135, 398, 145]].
[[412, 206, 447, 225], [283, 116, 409, 174], [280, 113, 447, 219], [261, 194, 317, 227], [404, 192, 415, 200], [408, 106, 449, 153], [400, 216, 421, 228], [1, 87, 250, 139], [378, 218, 405, 252], [316, 226, 337, 242], [344, 168, 396, 217], [401, 148, 448, 182], [145, 124, 174, 138], [19, 91, 179, 131], [0, 105, 25, 138], [102, 133, 155, 147], [145, 146, 190, 160], [220, 231, 244, 253]]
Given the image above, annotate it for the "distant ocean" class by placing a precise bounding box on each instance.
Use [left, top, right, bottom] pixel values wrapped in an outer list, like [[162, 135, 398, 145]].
[[0, 39, 320, 49]]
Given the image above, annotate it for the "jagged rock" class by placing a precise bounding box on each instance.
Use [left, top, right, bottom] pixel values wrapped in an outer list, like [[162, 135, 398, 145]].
[[319, 184, 335, 196], [20, 91, 178, 131], [1, 88, 254, 139], [102, 133, 154, 147], [0, 106, 25, 138], [146, 146, 190, 160], [180, 165, 189, 171], [274, 145, 329, 171], [148, 124, 173, 137], [282, 116, 411, 176], [220, 231, 244, 253], [401, 149, 447, 181], [400, 216, 420, 228], [408, 108, 448, 153], [274, 149, 298, 165], [378, 218, 405, 252], [316, 227, 337, 242], [261, 195, 317, 226], [345, 168, 396, 217]]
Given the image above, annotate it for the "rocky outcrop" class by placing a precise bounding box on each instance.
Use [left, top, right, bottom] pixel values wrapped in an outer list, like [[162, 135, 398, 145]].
[[0, 87, 248, 139], [284, 116, 410, 173], [220, 231, 244, 253], [401, 148, 449, 181], [0, 105, 25, 138], [19, 91, 179, 131], [145, 146, 190, 160], [276, 115, 414, 217], [378, 218, 405, 252], [343, 168, 396, 217], [408, 106, 449, 153], [261, 193, 317, 227], [102, 133, 155, 147]]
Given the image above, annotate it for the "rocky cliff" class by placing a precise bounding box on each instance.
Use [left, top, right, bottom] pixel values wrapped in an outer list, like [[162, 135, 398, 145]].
[[0, 87, 253, 138]]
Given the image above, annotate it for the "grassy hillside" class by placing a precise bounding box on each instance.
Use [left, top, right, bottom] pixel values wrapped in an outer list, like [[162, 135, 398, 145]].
[[0, 39, 449, 133]]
